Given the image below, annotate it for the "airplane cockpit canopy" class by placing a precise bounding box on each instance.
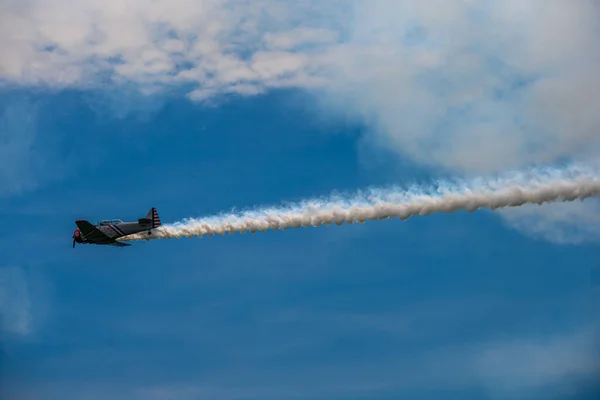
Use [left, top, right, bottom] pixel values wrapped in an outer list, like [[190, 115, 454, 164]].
[[97, 219, 123, 226]]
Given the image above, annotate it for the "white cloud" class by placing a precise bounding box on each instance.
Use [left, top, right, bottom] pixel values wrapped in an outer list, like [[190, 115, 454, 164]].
[[0, 266, 32, 337], [2, 0, 599, 241], [2, 0, 597, 169], [319, 0, 600, 173], [0, 0, 345, 96]]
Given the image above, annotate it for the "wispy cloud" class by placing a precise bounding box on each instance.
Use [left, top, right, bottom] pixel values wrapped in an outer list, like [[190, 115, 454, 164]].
[[0, 98, 42, 197], [13, 324, 599, 400], [0, 94, 68, 198], [469, 326, 600, 399], [498, 198, 600, 245], [0, 266, 32, 337]]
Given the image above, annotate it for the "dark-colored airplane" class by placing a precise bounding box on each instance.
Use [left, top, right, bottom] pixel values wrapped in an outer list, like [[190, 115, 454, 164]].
[[72, 207, 161, 248]]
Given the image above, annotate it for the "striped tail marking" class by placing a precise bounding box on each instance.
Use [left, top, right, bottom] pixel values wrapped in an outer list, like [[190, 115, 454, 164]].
[[152, 207, 162, 228]]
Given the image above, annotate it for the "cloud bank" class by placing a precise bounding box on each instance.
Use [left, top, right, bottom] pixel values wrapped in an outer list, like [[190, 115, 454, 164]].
[[2, 0, 599, 241]]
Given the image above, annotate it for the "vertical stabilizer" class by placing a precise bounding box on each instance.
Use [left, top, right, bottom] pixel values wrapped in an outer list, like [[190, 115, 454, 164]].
[[148, 207, 161, 228]]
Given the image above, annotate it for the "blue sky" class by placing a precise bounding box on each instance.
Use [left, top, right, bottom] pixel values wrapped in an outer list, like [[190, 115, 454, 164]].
[[2, 1, 600, 399]]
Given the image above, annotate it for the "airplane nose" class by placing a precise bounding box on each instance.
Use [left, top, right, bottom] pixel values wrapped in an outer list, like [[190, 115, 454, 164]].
[[72, 229, 81, 248]]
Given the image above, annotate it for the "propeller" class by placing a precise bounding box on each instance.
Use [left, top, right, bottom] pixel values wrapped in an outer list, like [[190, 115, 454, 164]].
[[72, 228, 80, 248]]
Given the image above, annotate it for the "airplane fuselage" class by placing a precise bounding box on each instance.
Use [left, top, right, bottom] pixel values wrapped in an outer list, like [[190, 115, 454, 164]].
[[99, 221, 153, 239]]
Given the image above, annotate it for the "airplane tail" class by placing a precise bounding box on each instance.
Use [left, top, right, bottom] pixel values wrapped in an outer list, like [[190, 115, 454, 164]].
[[144, 207, 162, 228]]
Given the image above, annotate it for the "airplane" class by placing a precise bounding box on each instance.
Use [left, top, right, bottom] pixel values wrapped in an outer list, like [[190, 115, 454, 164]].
[[72, 207, 161, 248]]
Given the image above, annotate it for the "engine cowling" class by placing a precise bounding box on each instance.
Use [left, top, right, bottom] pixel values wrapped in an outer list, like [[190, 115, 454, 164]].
[[72, 228, 83, 247]]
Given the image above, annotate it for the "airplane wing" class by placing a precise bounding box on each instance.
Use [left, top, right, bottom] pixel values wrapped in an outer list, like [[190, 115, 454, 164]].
[[75, 220, 117, 244], [111, 241, 131, 247]]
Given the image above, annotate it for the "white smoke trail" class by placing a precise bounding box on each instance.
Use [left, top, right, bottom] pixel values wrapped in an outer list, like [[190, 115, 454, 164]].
[[120, 165, 600, 242]]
